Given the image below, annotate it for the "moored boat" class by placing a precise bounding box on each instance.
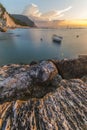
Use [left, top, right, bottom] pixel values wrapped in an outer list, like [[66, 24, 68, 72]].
[[52, 34, 63, 43]]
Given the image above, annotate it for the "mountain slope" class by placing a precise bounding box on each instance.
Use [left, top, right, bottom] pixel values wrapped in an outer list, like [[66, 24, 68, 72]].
[[12, 14, 36, 27], [0, 3, 36, 28]]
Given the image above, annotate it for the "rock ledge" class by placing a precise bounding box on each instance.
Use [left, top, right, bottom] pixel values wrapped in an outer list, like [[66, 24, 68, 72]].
[[0, 56, 87, 130]]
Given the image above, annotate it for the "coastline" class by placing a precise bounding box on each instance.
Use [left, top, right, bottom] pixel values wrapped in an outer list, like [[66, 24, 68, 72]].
[[0, 55, 87, 129]]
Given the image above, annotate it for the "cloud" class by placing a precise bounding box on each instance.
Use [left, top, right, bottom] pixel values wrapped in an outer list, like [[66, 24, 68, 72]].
[[23, 4, 41, 18], [23, 4, 72, 21], [59, 6, 72, 14]]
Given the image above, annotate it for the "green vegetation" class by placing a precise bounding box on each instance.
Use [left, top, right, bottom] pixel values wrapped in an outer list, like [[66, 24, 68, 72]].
[[10, 15, 29, 26]]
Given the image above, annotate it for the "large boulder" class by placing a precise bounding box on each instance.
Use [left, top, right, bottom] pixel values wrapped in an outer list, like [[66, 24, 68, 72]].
[[53, 55, 87, 79], [0, 61, 58, 102]]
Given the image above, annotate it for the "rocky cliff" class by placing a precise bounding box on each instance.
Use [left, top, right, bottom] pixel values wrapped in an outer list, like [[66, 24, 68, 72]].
[[0, 3, 17, 28], [0, 56, 87, 130], [0, 3, 35, 28]]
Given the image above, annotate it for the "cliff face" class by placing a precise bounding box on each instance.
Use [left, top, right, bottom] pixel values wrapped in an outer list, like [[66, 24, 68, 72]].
[[0, 3, 16, 28], [3, 12, 17, 27], [0, 56, 87, 130], [0, 3, 35, 28]]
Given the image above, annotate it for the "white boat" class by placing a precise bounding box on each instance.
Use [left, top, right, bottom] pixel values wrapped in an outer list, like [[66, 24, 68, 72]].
[[52, 34, 63, 43]]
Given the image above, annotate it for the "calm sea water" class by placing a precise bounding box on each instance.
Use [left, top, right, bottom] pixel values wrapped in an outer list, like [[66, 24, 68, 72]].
[[0, 28, 87, 66]]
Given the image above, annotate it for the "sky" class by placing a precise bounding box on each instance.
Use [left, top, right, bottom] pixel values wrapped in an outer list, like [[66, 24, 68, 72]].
[[0, 0, 87, 20]]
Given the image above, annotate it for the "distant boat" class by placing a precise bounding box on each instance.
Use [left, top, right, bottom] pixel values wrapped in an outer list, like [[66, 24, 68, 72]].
[[52, 34, 63, 43], [40, 38, 43, 41]]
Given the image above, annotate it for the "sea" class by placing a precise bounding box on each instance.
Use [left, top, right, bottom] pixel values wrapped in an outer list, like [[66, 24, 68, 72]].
[[0, 28, 87, 66]]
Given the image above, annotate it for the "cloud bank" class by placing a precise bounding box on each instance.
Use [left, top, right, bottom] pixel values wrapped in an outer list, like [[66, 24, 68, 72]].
[[23, 4, 72, 21]]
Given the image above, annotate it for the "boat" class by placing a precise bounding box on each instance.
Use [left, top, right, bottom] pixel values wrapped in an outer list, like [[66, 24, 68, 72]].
[[52, 34, 63, 43], [40, 38, 43, 41]]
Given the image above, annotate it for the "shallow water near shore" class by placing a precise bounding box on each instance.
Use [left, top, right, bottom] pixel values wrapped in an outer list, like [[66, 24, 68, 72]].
[[0, 28, 87, 66]]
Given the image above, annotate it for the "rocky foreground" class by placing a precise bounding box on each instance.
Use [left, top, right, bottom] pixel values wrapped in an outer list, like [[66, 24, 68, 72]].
[[0, 56, 87, 130]]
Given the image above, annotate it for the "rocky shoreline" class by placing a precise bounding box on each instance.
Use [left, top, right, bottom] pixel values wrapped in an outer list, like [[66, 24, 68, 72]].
[[0, 56, 87, 129]]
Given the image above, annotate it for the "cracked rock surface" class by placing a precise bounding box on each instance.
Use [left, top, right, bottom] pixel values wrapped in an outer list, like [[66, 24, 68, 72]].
[[0, 57, 87, 130]]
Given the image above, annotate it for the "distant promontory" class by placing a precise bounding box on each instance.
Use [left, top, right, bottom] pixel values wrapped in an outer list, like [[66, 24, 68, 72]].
[[0, 3, 36, 30]]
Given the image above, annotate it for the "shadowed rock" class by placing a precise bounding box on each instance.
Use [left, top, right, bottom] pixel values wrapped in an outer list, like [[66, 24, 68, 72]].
[[53, 55, 87, 79]]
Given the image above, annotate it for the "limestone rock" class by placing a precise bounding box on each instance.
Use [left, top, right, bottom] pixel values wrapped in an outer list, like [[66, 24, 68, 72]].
[[0, 57, 87, 130], [0, 64, 30, 78], [81, 75, 87, 83], [0, 61, 58, 102], [0, 79, 87, 130], [29, 61, 58, 83], [54, 56, 87, 79]]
